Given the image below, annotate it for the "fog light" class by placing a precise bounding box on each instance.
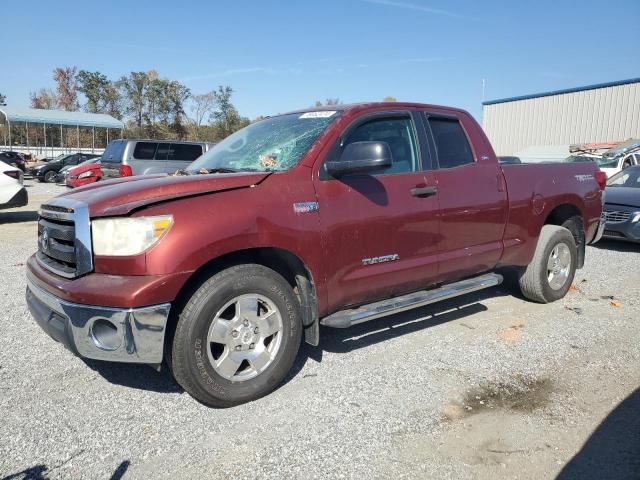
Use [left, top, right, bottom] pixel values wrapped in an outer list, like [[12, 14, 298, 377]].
[[91, 319, 121, 351]]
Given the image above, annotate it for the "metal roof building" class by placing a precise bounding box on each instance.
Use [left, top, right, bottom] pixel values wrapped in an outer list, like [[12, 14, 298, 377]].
[[482, 78, 640, 157], [0, 106, 124, 156]]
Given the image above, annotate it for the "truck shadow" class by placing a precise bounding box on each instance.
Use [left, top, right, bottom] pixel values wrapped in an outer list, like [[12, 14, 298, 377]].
[[82, 359, 182, 394], [590, 239, 640, 253], [556, 388, 640, 480], [0, 210, 39, 224], [83, 276, 517, 398], [300, 284, 509, 366]]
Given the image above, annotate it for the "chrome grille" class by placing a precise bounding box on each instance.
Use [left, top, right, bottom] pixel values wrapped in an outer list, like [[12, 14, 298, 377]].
[[603, 210, 631, 223], [37, 199, 93, 278]]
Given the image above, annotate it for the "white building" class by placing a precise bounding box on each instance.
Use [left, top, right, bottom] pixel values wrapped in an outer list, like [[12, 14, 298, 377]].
[[482, 78, 640, 159]]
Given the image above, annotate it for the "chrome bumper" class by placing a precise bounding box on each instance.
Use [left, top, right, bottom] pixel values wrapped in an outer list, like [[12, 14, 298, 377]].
[[26, 278, 171, 364]]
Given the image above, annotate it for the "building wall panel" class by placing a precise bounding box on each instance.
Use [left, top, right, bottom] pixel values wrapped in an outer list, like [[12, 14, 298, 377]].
[[483, 81, 640, 156]]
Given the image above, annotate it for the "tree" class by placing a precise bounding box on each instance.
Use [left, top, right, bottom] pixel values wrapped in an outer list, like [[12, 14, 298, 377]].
[[53, 66, 79, 111], [191, 91, 216, 128], [0, 93, 5, 106], [383, 96, 397, 102], [118, 71, 155, 132], [30, 88, 58, 109], [77, 70, 111, 113], [314, 98, 342, 107], [210, 86, 248, 139]]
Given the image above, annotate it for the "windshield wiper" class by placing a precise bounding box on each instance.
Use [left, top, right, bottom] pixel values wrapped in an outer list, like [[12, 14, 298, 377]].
[[207, 167, 239, 174]]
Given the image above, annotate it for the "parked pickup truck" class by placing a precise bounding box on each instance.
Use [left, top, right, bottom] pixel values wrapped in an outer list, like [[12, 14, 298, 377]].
[[26, 102, 606, 407]]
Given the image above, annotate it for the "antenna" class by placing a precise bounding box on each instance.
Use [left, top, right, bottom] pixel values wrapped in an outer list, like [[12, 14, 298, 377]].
[[482, 78, 486, 102]]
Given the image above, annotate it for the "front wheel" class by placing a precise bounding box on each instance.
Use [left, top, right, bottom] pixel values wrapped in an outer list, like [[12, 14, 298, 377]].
[[518, 225, 577, 303], [170, 264, 302, 407]]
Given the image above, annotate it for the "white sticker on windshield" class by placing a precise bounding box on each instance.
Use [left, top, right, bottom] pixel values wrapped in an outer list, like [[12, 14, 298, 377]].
[[299, 111, 337, 119]]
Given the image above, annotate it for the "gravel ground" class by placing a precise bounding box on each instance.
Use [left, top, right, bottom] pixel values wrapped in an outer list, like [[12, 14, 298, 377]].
[[1, 181, 639, 480]]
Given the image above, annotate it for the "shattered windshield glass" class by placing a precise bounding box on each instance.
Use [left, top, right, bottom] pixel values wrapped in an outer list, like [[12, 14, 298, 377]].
[[188, 112, 340, 173]]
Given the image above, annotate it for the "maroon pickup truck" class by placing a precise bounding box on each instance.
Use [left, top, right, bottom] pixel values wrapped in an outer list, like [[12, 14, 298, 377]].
[[26, 102, 606, 407]]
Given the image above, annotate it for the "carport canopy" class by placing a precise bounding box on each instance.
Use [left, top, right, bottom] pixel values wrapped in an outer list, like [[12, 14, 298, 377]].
[[0, 106, 124, 153], [0, 106, 123, 129]]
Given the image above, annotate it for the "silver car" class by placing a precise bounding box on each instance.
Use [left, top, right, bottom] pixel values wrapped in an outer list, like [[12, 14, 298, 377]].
[[100, 139, 215, 179]]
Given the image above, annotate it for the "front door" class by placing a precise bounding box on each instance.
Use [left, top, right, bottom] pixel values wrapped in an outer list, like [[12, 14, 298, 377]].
[[314, 112, 440, 311]]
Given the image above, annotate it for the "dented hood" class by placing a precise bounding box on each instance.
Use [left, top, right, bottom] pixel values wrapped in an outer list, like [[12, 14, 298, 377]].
[[58, 172, 270, 217]]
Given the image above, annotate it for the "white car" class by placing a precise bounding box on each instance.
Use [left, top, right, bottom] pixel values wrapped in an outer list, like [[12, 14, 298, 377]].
[[0, 162, 28, 210], [598, 151, 640, 178]]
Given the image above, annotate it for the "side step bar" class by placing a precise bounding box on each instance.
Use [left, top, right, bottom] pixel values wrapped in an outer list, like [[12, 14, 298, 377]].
[[320, 273, 503, 328]]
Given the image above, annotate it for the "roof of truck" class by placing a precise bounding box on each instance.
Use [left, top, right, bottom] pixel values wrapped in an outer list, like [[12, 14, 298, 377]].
[[282, 102, 468, 116]]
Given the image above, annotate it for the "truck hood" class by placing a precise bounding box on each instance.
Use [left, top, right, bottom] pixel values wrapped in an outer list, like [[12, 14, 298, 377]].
[[58, 172, 271, 217], [604, 187, 640, 208]]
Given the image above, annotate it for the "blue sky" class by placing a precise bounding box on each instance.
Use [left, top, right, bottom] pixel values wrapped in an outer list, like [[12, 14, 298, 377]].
[[2, 0, 639, 121]]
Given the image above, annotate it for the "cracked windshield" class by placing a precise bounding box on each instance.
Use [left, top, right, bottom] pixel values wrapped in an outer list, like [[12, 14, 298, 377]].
[[188, 111, 340, 173]]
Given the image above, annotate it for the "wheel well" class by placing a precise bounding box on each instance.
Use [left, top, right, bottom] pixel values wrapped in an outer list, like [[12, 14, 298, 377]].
[[544, 204, 585, 268], [164, 248, 318, 361]]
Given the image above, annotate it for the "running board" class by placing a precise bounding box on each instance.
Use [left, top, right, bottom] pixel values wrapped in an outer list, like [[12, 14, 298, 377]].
[[320, 273, 503, 328]]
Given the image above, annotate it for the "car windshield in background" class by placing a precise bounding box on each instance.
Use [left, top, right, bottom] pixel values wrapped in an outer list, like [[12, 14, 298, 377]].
[[564, 154, 619, 168], [78, 157, 100, 166], [607, 167, 640, 188], [188, 112, 340, 173]]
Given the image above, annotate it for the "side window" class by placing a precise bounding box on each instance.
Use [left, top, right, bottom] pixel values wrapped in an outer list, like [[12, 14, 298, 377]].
[[168, 143, 203, 162], [622, 156, 632, 169], [342, 117, 418, 175], [428, 116, 474, 169], [133, 142, 158, 160], [155, 143, 171, 161]]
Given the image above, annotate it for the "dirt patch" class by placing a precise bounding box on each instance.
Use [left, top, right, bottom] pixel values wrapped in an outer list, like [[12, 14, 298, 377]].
[[497, 321, 525, 344], [443, 377, 553, 421]]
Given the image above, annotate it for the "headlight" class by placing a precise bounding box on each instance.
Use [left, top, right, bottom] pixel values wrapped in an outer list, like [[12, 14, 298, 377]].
[[92, 215, 173, 256], [77, 170, 93, 179], [632, 213, 640, 223]]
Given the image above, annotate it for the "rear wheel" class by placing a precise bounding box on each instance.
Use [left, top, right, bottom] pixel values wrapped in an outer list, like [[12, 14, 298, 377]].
[[170, 264, 302, 407], [518, 225, 577, 303]]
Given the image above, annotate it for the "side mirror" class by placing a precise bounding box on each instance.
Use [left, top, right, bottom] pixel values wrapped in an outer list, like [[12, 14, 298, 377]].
[[326, 141, 393, 176]]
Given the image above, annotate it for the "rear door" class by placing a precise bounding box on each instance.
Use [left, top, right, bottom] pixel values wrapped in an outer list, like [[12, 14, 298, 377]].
[[314, 110, 440, 310], [100, 140, 127, 179], [165, 143, 205, 173], [424, 112, 508, 283]]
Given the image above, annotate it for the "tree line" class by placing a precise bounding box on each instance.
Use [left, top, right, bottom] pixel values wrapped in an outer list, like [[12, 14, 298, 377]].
[[3, 67, 399, 147], [27, 66, 251, 143]]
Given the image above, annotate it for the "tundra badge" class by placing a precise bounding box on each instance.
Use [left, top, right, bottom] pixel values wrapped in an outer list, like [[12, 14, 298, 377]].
[[362, 254, 400, 265]]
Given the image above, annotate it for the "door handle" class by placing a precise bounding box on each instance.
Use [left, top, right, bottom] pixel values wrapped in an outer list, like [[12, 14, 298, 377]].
[[410, 186, 438, 197]]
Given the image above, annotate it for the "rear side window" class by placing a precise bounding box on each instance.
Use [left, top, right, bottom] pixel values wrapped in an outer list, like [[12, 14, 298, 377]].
[[133, 142, 158, 160], [428, 116, 474, 169], [168, 143, 203, 161], [155, 143, 171, 161]]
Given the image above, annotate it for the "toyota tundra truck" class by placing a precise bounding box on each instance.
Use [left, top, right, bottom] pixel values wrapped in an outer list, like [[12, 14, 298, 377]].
[[26, 102, 606, 407]]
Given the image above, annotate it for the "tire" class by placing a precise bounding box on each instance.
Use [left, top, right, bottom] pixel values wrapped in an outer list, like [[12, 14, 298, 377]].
[[170, 264, 302, 407], [518, 225, 577, 303], [43, 170, 56, 183]]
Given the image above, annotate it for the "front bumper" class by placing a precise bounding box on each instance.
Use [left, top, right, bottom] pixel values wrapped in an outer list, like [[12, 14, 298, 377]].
[[26, 277, 171, 364], [602, 210, 640, 243]]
